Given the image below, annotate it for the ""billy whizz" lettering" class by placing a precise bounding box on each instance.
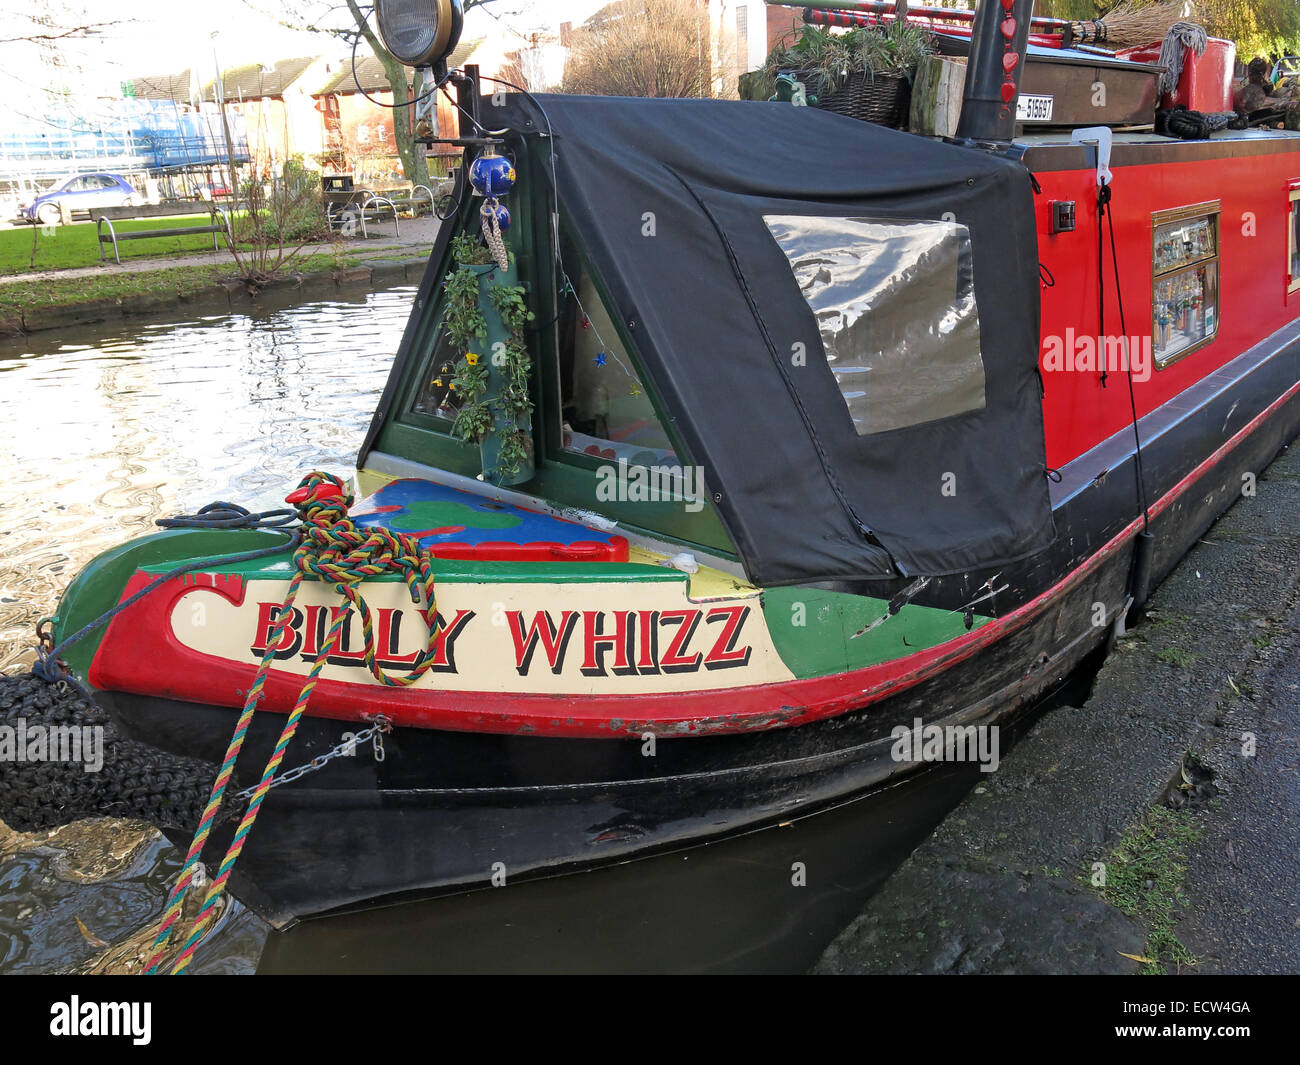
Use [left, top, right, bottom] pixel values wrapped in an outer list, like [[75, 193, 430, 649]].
[[249, 603, 754, 677]]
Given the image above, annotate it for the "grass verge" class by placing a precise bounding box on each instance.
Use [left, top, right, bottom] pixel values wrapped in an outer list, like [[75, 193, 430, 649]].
[[0, 215, 251, 272], [1088, 802, 1203, 974], [0, 252, 360, 322]]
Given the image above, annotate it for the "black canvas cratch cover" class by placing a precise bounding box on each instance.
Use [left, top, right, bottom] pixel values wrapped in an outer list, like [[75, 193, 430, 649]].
[[495, 94, 1055, 586]]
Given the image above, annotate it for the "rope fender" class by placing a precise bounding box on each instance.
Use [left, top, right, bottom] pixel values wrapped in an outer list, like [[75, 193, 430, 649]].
[[0, 672, 229, 834]]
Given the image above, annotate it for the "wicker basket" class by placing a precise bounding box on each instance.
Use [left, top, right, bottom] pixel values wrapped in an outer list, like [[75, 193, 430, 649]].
[[811, 70, 912, 130]]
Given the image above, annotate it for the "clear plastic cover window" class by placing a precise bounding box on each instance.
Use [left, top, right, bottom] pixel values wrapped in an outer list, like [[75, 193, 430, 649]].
[[765, 215, 985, 436]]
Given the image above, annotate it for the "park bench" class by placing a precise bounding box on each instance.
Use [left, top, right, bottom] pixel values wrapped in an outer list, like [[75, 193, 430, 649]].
[[92, 202, 232, 265], [324, 183, 444, 239], [379, 183, 441, 219]]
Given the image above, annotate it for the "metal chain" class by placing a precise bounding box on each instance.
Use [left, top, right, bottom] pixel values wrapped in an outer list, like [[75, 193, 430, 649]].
[[234, 716, 391, 802]]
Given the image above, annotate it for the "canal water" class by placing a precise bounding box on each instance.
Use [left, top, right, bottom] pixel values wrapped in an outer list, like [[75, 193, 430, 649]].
[[0, 284, 1094, 973]]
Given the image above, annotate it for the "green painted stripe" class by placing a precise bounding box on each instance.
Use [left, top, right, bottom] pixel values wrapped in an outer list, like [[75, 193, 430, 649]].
[[762, 586, 989, 680], [52, 529, 289, 683], [140, 554, 686, 584]]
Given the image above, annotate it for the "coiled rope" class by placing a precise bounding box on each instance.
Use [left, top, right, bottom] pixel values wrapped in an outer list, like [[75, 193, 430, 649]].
[[0, 673, 226, 834], [481, 200, 510, 272]]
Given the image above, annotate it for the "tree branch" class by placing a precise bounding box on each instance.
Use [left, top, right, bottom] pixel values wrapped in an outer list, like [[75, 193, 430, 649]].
[[0, 21, 121, 45], [342, 0, 384, 54]]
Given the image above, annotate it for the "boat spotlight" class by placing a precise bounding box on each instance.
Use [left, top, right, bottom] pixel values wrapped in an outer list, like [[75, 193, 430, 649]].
[[374, 0, 464, 70]]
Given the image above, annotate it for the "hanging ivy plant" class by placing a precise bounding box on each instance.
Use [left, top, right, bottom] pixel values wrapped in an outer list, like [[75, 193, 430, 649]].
[[489, 283, 535, 424], [496, 428, 532, 477], [489, 283, 530, 330], [444, 236, 492, 443], [441, 233, 536, 479], [488, 282, 536, 477], [444, 271, 485, 348], [452, 397, 495, 442]]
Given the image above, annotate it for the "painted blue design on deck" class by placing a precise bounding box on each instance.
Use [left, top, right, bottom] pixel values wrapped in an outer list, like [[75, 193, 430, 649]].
[[351, 478, 620, 550]]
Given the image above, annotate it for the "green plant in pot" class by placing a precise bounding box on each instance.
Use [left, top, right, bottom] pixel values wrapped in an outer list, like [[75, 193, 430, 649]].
[[754, 21, 933, 128]]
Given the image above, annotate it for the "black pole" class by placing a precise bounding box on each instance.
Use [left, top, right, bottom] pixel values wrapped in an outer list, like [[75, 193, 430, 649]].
[[457, 63, 482, 139], [954, 0, 1035, 144]]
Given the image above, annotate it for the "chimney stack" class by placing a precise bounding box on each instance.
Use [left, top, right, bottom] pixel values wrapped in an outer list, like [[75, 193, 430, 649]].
[[954, 0, 1034, 144]]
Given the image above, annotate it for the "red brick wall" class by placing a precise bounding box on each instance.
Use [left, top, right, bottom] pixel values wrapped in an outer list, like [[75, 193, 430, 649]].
[[338, 92, 398, 155], [767, 6, 804, 51]]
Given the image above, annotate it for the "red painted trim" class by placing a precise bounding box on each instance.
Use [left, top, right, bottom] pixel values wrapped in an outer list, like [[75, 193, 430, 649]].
[[88, 379, 1300, 739], [425, 537, 629, 562]]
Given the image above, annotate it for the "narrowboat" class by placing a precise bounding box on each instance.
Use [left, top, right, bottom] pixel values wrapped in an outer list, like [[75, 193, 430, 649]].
[[5, 0, 1300, 942]]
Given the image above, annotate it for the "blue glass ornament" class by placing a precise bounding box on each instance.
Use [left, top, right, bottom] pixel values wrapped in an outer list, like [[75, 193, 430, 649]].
[[481, 200, 511, 232], [469, 152, 517, 197]]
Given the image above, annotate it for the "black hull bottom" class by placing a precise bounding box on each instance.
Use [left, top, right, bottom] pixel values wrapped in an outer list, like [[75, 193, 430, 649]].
[[103, 333, 1300, 930], [254, 758, 994, 974]]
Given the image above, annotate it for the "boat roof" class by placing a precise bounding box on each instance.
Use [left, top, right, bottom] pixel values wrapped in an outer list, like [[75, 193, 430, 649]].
[[1023, 41, 1160, 71], [934, 31, 1164, 73], [1017, 127, 1300, 148], [1013, 125, 1300, 173], [477, 94, 1056, 585]]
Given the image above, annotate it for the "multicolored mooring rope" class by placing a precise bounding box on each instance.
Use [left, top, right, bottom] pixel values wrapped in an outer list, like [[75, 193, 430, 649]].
[[143, 471, 444, 974]]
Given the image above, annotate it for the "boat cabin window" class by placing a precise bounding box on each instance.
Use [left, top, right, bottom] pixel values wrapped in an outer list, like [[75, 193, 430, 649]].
[[1289, 183, 1300, 296], [553, 234, 681, 467], [409, 321, 464, 423], [764, 214, 985, 436], [1152, 202, 1219, 366]]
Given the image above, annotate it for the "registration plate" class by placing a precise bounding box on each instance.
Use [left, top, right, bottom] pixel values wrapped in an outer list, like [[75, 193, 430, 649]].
[[1016, 94, 1054, 122]]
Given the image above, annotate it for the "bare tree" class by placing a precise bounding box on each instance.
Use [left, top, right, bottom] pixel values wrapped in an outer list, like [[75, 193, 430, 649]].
[[227, 158, 330, 286], [247, 0, 509, 188], [0, 23, 116, 45], [563, 0, 733, 99], [0, 6, 120, 46], [499, 35, 560, 94], [338, 0, 430, 187]]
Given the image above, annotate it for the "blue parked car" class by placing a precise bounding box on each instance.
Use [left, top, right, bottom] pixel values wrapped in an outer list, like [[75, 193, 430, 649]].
[[24, 172, 140, 226]]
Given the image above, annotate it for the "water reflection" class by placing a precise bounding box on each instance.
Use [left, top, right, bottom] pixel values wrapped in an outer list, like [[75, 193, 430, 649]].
[[0, 288, 413, 673], [258, 763, 985, 975]]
